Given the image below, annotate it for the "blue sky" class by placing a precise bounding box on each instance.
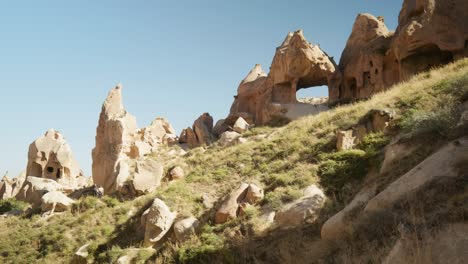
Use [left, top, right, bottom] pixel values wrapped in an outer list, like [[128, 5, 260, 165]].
[[0, 1, 403, 177]]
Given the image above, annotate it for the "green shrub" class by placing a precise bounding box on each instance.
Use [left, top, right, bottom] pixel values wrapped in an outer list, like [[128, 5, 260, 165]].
[[400, 105, 460, 138], [0, 198, 29, 214]]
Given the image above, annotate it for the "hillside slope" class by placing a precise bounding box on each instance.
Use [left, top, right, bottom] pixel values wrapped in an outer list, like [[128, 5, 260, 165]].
[[0, 59, 467, 263]]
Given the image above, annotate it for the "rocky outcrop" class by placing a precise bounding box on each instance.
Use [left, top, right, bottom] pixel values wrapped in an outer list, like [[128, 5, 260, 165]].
[[330, 1, 468, 103], [215, 183, 264, 224], [275, 185, 326, 227], [227, 30, 336, 125], [364, 136, 468, 213], [27, 129, 87, 188], [142, 198, 176, 247], [179, 113, 216, 148], [0, 176, 14, 199], [92, 85, 175, 195], [168, 166, 185, 180]]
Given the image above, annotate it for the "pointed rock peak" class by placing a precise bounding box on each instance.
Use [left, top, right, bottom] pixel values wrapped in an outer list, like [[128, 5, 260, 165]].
[[241, 64, 267, 85], [280, 32, 294, 47], [103, 84, 125, 117], [289, 29, 312, 49]]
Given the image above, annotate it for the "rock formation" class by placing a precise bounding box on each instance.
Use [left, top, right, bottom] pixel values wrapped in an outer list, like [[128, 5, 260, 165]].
[[179, 113, 216, 148], [329, 0, 468, 103], [174, 217, 199, 242], [92, 85, 176, 195], [15, 176, 73, 208], [226, 30, 336, 125], [27, 129, 87, 188]]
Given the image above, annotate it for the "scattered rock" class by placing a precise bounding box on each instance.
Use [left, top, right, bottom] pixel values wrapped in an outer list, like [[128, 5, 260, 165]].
[[218, 131, 241, 146], [233, 117, 250, 133], [15, 176, 71, 208], [215, 183, 264, 224], [179, 127, 198, 148], [131, 160, 164, 195], [193, 113, 216, 146], [336, 130, 356, 151], [275, 185, 326, 227], [174, 217, 200, 242], [169, 166, 185, 180], [41, 191, 75, 213], [143, 198, 177, 247]]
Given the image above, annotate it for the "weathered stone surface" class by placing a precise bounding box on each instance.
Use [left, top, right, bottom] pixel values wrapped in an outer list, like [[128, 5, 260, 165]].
[[365, 136, 468, 213], [193, 113, 216, 146], [321, 186, 377, 241], [174, 217, 200, 242], [41, 191, 75, 213], [275, 185, 326, 227], [16, 176, 71, 208], [215, 183, 264, 224], [227, 30, 336, 125], [27, 129, 85, 188], [132, 160, 164, 195], [0, 176, 14, 199], [92, 85, 138, 194], [233, 117, 250, 133], [330, 1, 468, 103], [169, 166, 185, 180], [179, 127, 198, 148], [383, 223, 468, 264], [143, 198, 176, 247], [92, 85, 175, 195]]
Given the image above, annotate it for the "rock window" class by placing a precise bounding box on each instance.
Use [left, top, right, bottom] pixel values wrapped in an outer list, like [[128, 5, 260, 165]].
[[47, 167, 54, 173]]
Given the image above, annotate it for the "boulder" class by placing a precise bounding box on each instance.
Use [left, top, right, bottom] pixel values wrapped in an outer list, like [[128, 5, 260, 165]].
[[336, 130, 356, 151], [15, 176, 70, 208], [365, 136, 468, 213], [27, 129, 85, 188], [233, 117, 250, 133], [179, 127, 198, 148], [369, 108, 395, 133], [218, 131, 241, 146], [143, 198, 176, 247], [275, 185, 326, 227], [174, 217, 200, 242], [41, 191, 75, 213], [132, 160, 164, 195], [169, 166, 185, 180], [213, 119, 229, 136], [215, 183, 263, 224]]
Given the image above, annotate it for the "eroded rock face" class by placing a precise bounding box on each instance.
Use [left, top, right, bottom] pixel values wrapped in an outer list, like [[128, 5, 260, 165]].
[[142, 198, 176, 247], [330, 1, 468, 103], [394, 0, 468, 77], [92, 85, 175, 195], [329, 14, 396, 102], [27, 129, 86, 188], [227, 30, 336, 125], [0, 176, 14, 199]]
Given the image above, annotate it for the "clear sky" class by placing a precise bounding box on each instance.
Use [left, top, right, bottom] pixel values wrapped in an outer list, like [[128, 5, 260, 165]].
[[0, 0, 403, 177]]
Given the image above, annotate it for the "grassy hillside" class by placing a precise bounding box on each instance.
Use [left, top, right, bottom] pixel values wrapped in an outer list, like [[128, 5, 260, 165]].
[[0, 59, 467, 264]]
